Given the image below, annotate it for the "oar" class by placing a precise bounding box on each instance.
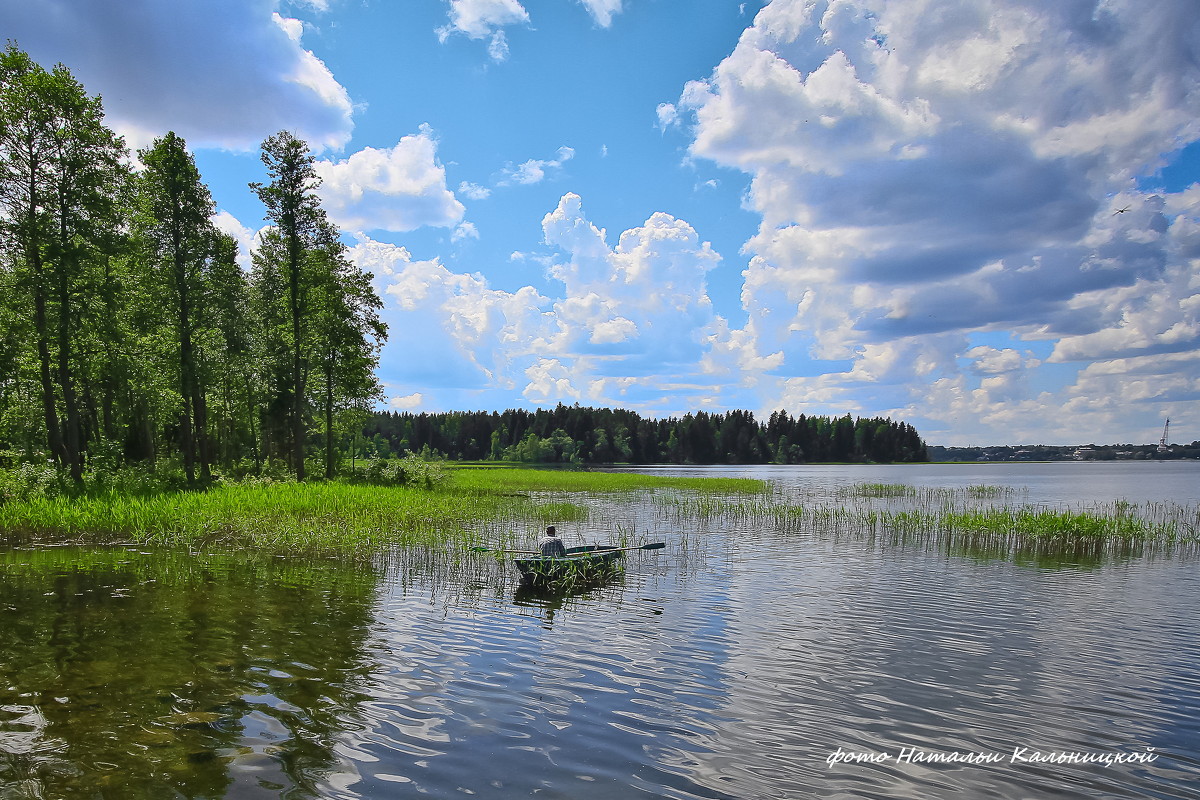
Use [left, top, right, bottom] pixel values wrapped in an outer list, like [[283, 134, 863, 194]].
[[471, 542, 666, 556], [471, 546, 540, 555], [573, 542, 666, 555]]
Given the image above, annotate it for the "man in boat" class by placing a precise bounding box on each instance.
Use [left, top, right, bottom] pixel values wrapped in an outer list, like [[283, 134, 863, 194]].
[[538, 526, 568, 557]]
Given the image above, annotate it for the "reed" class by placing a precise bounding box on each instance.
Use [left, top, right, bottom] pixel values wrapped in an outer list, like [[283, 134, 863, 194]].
[[851, 482, 916, 498], [449, 467, 767, 495], [0, 468, 764, 552], [650, 480, 1198, 554]]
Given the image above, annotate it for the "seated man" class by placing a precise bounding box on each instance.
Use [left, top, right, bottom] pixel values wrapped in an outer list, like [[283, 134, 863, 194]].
[[538, 525, 568, 557]]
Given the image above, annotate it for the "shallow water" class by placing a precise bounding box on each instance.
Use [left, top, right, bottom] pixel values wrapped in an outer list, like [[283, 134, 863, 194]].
[[1, 463, 1198, 798]]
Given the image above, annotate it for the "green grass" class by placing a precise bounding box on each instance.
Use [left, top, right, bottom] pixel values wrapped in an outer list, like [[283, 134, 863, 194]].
[[0, 467, 767, 552], [652, 481, 1198, 554], [850, 482, 916, 498], [448, 467, 767, 495]]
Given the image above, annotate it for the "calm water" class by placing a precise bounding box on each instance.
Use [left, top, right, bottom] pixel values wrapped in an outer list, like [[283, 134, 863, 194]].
[[2, 463, 1198, 798]]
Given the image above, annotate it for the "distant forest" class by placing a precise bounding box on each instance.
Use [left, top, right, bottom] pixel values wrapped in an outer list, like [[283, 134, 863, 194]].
[[365, 406, 929, 465], [929, 442, 1200, 462]]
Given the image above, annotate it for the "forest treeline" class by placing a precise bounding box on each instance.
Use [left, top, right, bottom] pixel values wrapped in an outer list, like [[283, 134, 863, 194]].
[[366, 406, 929, 465], [0, 46, 385, 485]]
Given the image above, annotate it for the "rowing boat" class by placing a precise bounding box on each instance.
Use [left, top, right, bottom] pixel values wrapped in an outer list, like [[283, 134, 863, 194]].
[[514, 545, 625, 587]]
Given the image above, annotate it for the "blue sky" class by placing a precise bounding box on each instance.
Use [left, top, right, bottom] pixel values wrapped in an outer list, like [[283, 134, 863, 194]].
[[5, 0, 1199, 446]]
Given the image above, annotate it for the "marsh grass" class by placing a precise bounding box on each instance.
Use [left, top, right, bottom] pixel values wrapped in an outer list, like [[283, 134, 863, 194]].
[[851, 482, 916, 498], [450, 467, 767, 495], [652, 480, 1198, 558], [0, 468, 766, 552]]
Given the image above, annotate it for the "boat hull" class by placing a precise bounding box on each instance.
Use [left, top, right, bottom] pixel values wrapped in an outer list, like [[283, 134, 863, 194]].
[[514, 545, 625, 587]]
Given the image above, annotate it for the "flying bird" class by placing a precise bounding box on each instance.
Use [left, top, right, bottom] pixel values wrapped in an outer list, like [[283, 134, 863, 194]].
[[1113, 205, 1131, 215]]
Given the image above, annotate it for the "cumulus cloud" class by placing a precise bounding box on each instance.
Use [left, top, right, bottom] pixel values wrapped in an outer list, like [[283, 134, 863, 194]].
[[349, 238, 557, 391], [350, 194, 744, 412], [313, 127, 465, 233], [541, 193, 723, 370], [1, 0, 354, 152], [389, 392, 425, 409], [671, 0, 1200, 443], [500, 147, 575, 185], [436, 0, 529, 61]]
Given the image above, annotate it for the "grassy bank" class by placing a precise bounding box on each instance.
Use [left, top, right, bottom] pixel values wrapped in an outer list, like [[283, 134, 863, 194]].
[[0, 467, 767, 551]]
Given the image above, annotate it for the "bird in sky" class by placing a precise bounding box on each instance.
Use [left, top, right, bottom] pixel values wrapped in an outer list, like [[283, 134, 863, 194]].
[[1114, 205, 1131, 215]]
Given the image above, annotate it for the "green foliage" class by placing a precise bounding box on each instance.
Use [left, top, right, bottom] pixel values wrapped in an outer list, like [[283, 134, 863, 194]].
[[0, 462, 64, 502], [368, 405, 930, 465], [0, 49, 385, 485], [352, 453, 448, 489]]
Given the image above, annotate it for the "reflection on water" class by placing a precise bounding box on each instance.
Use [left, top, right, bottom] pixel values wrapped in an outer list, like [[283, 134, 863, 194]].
[[1, 463, 1199, 799], [0, 548, 379, 798], [511, 574, 627, 626]]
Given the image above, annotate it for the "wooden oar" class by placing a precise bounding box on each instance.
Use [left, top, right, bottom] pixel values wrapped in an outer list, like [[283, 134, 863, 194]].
[[471, 542, 665, 556], [582, 542, 666, 554], [471, 546, 539, 555]]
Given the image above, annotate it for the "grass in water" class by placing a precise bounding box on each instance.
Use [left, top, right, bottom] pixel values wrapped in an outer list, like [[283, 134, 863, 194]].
[[654, 480, 1198, 557], [851, 483, 916, 498]]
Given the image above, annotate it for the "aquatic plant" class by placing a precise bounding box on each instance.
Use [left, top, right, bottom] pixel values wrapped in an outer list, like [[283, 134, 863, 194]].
[[851, 482, 916, 498], [649, 479, 1198, 556]]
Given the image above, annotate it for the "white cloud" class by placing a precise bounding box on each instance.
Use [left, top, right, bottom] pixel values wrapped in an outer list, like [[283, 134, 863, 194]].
[[656, 103, 679, 130], [523, 358, 582, 403], [349, 238, 557, 391], [452, 222, 480, 242], [500, 146, 575, 185], [314, 127, 465, 233], [2, 0, 354, 152], [458, 181, 492, 200], [669, 0, 1200, 443], [436, 0, 529, 61], [578, 0, 624, 27], [487, 30, 512, 61], [349, 194, 749, 412], [211, 211, 259, 271], [389, 393, 425, 409]]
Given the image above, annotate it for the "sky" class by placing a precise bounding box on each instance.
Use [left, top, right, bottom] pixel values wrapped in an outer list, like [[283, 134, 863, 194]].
[[4, 0, 1199, 447]]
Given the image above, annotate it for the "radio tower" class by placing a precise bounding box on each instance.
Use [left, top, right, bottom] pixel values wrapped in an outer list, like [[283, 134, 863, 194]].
[[1157, 419, 1171, 453]]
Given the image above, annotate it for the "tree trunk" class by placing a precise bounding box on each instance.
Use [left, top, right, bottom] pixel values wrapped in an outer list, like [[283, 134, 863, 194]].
[[23, 165, 66, 468], [56, 266, 83, 483], [324, 360, 335, 479], [290, 239, 305, 481]]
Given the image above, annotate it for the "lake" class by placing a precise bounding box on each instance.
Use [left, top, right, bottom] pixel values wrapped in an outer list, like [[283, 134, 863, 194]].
[[2, 462, 1198, 798]]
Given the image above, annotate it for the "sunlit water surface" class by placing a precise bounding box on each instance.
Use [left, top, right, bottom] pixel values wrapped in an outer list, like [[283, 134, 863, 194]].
[[2, 462, 1198, 799]]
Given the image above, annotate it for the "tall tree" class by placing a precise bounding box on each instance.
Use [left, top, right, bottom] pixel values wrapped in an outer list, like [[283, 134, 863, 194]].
[[133, 131, 218, 484], [251, 132, 325, 479], [0, 45, 128, 481], [309, 221, 386, 479], [204, 231, 257, 468]]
